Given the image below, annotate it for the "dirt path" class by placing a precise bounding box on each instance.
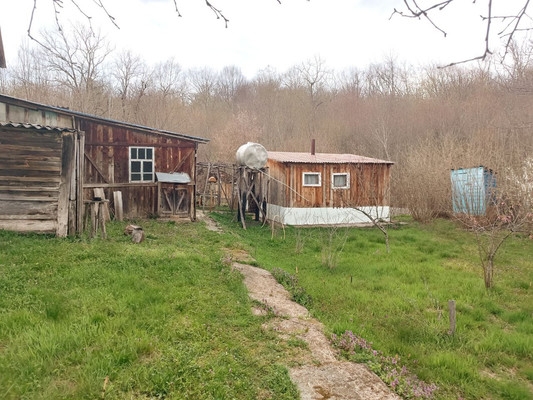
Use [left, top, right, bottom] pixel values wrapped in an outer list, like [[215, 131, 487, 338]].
[[198, 212, 400, 400]]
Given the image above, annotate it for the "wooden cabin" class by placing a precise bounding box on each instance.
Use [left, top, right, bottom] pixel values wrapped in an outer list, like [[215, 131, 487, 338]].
[[0, 94, 208, 236], [266, 151, 394, 225]]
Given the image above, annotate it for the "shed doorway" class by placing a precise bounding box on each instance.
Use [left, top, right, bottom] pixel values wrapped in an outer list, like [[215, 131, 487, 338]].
[[156, 172, 192, 218]]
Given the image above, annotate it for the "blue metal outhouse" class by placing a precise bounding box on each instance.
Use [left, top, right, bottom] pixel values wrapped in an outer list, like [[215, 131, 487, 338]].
[[450, 166, 496, 215]]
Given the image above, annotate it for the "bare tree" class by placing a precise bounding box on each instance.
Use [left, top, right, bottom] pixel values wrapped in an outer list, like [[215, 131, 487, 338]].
[[452, 163, 533, 288], [216, 65, 246, 107], [365, 55, 413, 97], [392, 1, 533, 65], [352, 163, 393, 253], [36, 24, 113, 113], [26, 0, 230, 40], [10, 42, 53, 101], [111, 50, 146, 120], [335, 67, 364, 98], [152, 58, 187, 99], [282, 56, 333, 140]]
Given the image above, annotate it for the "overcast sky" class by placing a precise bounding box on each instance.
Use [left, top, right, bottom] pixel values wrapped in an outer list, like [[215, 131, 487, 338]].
[[0, 0, 523, 78]]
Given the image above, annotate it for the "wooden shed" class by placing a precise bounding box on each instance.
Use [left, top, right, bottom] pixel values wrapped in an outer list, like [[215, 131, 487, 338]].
[[0, 122, 82, 236], [0, 94, 209, 236], [266, 150, 394, 225]]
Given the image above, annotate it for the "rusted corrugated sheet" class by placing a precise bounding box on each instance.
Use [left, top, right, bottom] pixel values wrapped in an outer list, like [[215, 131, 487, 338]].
[[0, 94, 209, 144], [0, 121, 77, 133], [267, 151, 393, 164]]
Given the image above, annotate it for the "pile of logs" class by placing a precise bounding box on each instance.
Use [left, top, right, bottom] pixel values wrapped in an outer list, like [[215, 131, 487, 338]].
[[124, 224, 145, 243]]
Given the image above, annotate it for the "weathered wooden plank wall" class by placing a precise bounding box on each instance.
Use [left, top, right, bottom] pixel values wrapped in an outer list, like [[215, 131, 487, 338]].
[[80, 119, 198, 219], [0, 128, 62, 233], [267, 161, 392, 209]]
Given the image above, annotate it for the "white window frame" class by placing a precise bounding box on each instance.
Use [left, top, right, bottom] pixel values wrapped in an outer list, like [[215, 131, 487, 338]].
[[303, 172, 321, 187], [332, 173, 350, 189], [129, 146, 155, 183]]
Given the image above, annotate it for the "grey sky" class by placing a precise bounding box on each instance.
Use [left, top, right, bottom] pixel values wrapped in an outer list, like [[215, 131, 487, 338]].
[[0, 0, 523, 77]]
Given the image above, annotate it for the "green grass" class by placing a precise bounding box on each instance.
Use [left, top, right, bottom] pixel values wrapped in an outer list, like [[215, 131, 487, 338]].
[[211, 212, 533, 400], [2, 213, 532, 399], [0, 220, 298, 399]]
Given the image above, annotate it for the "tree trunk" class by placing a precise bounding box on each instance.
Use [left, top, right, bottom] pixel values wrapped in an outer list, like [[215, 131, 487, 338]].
[[483, 258, 494, 289]]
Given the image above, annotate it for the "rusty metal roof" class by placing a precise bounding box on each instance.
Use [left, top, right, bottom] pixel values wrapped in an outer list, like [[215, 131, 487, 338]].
[[267, 151, 393, 164], [155, 172, 191, 184], [0, 94, 209, 144], [0, 121, 78, 133]]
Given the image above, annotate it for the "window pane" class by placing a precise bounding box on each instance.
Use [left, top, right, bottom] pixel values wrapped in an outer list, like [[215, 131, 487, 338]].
[[143, 173, 153, 181], [334, 175, 347, 187], [131, 173, 141, 181], [304, 174, 319, 185], [143, 161, 153, 173], [130, 148, 137, 159], [131, 161, 141, 173], [147, 148, 153, 159], [139, 148, 146, 159]]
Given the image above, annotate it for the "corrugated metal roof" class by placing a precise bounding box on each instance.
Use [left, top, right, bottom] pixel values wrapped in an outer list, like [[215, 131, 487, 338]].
[[155, 172, 191, 184], [267, 151, 394, 164], [0, 94, 209, 144], [0, 121, 77, 133]]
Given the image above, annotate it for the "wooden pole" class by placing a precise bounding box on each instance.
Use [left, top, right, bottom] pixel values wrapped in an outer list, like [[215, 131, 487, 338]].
[[113, 191, 123, 221], [448, 300, 456, 335], [0, 28, 6, 68]]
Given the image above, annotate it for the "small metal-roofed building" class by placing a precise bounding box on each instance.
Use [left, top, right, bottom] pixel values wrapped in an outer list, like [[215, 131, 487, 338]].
[[155, 172, 193, 218], [266, 150, 394, 226], [0, 94, 209, 236]]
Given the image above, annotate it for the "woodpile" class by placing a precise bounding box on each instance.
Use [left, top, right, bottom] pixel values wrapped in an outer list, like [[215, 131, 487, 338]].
[[124, 224, 145, 243]]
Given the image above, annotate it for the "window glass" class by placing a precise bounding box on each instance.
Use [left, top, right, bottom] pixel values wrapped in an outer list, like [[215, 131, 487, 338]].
[[129, 147, 155, 182], [131, 161, 141, 173], [333, 173, 349, 188], [303, 172, 321, 186]]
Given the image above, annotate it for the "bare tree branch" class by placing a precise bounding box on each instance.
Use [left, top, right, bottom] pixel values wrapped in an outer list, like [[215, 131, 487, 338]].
[[390, 0, 453, 37], [392, 1, 533, 66], [205, 0, 229, 28]]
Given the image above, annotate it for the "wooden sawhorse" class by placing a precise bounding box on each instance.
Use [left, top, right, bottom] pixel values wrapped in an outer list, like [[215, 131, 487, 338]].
[[83, 200, 109, 239]]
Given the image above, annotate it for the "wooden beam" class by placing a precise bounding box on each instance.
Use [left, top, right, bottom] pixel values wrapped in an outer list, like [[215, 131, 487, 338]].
[[0, 28, 6, 69], [84, 152, 109, 184]]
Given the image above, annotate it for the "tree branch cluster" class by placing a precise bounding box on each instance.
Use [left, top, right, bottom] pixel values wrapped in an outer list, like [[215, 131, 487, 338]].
[[391, 0, 533, 67]]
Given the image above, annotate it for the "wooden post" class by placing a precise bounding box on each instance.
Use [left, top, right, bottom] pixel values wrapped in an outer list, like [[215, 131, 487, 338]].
[[237, 167, 247, 229], [448, 300, 456, 335], [90, 202, 98, 237], [98, 202, 107, 239], [83, 200, 108, 239], [113, 191, 123, 221], [93, 188, 110, 221]]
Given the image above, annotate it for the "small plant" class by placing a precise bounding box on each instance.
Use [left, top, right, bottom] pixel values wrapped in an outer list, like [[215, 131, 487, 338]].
[[294, 228, 305, 254], [271, 268, 313, 309], [321, 225, 348, 269], [331, 330, 438, 399]]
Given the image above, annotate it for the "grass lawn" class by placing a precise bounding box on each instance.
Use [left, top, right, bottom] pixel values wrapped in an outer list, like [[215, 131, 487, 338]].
[[1, 212, 532, 400], [211, 212, 533, 400], [0, 220, 298, 400]]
